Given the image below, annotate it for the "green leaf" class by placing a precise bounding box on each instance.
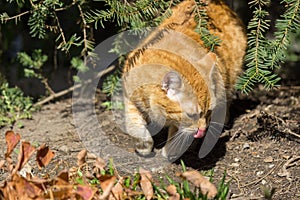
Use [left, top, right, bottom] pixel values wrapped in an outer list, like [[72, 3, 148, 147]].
[[71, 57, 89, 73]]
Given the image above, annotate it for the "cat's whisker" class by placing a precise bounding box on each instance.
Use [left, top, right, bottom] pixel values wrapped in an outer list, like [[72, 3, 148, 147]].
[[208, 124, 222, 134], [167, 132, 194, 160], [210, 121, 229, 129], [209, 121, 225, 126]]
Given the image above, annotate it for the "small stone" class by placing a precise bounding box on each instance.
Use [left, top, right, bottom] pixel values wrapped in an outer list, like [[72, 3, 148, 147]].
[[264, 156, 273, 163], [100, 120, 110, 127], [231, 163, 239, 167], [256, 171, 264, 176], [269, 164, 275, 168], [261, 179, 267, 185], [282, 155, 291, 160], [234, 146, 240, 150], [59, 145, 69, 153], [242, 143, 250, 150]]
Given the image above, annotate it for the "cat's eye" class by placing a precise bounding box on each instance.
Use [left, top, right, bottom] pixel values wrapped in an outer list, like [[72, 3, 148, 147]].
[[186, 113, 200, 120]]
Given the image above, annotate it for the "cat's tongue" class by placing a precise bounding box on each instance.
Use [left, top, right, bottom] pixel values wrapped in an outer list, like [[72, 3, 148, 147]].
[[194, 129, 206, 138]]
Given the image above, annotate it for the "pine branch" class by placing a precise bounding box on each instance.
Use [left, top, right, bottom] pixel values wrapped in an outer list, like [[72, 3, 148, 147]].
[[77, 2, 95, 62], [269, 0, 300, 69], [194, 0, 221, 51], [0, 11, 30, 24], [86, 0, 180, 30], [236, 0, 277, 93]]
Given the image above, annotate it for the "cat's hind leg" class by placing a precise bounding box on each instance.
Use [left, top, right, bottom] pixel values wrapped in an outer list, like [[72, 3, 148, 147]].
[[124, 99, 154, 156]]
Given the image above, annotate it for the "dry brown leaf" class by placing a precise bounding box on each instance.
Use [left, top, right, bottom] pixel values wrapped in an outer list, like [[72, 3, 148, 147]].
[[95, 157, 106, 171], [181, 170, 217, 198], [47, 185, 74, 199], [77, 149, 87, 166], [36, 143, 55, 169], [139, 168, 153, 200], [167, 185, 180, 200], [12, 173, 43, 199], [6, 157, 14, 172], [0, 160, 5, 169], [13, 141, 36, 174], [5, 131, 21, 157], [75, 185, 96, 200], [54, 170, 69, 185], [2, 181, 18, 200], [99, 175, 116, 200], [109, 177, 124, 200]]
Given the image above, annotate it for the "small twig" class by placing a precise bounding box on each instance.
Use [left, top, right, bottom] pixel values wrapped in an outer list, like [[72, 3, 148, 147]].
[[241, 161, 283, 188], [1, 11, 30, 23], [278, 156, 300, 182], [262, 111, 300, 139], [34, 65, 116, 106], [54, 13, 67, 46], [41, 78, 55, 96], [77, 2, 89, 64], [55, 1, 76, 12], [278, 85, 300, 90], [228, 173, 243, 195]]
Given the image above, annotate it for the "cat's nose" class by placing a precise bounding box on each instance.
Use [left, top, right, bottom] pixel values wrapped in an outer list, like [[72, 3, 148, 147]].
[[194, 128, 206, 138]]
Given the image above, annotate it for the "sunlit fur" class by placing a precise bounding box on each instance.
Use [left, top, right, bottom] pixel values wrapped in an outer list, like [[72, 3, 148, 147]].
[[122, 0, 247, 157]]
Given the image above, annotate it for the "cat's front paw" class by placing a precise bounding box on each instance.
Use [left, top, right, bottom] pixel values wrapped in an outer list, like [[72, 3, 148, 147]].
[[135, 138, 154, 157], [161, 147, 168, 158], [161, 146, 180, 161]]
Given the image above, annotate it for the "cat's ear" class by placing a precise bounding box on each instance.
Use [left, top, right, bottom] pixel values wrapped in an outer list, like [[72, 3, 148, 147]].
[[162, 71, 182, 101], [162, 71, 182, 91]]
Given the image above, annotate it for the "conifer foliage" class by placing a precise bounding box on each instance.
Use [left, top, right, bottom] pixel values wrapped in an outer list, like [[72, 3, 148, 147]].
[[236, 0, 300, 93], [0, 0, 299, 96]]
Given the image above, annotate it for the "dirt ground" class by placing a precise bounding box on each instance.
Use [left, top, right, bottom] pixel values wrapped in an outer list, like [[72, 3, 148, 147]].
[[0, 84, 299, 199]]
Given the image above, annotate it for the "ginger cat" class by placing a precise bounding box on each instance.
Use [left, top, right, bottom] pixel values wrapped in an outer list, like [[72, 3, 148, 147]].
[[122, 0, 247, 159]]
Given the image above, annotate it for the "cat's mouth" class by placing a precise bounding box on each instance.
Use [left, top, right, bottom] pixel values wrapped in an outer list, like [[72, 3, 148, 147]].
[[194, 128, 206, 138]]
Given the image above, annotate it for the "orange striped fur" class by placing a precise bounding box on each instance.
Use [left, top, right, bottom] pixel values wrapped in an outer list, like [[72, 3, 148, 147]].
[[122, 0, 247, 157]]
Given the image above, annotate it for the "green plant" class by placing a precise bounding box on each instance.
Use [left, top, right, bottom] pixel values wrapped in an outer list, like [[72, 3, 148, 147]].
[[0, 0, 97, 105], [0, 83, 34, 127], [1, 0, 300, 104], [236, 0, 300, 93]]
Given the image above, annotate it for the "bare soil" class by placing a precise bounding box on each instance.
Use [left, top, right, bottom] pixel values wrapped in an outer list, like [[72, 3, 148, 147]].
[[0, 85, 299, 199]]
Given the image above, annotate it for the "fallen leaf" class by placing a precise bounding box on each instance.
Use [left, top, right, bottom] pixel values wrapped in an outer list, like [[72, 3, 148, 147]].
[[36, 143, 55, 169], [167, 185, 180, 200], [5, 131, 21, 157], [181, 170, 217, 198], [47, 184, 74, 199], [13, 141, 36, 174], [139, 168, 153, 200], [0, 160, 5, 169], [12, 173, 43, 199], [95, 157, 106, 171], [77, 149, 87, 166], [6, 157, 14, 172], [75, 185, 96, 200], [109, 177, 124, 200], [54, 170, 69, 185], [2, 181, 18, 200], [19, 163, 33, 178], [99, 175, 116, 200]]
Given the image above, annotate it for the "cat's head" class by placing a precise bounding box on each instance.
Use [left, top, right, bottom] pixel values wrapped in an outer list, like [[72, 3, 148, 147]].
[[161, 52, 221, 138]]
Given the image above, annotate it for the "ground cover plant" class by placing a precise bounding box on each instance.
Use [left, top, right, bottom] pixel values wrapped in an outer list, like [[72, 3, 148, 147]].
[[0, 130, 230, 199]]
